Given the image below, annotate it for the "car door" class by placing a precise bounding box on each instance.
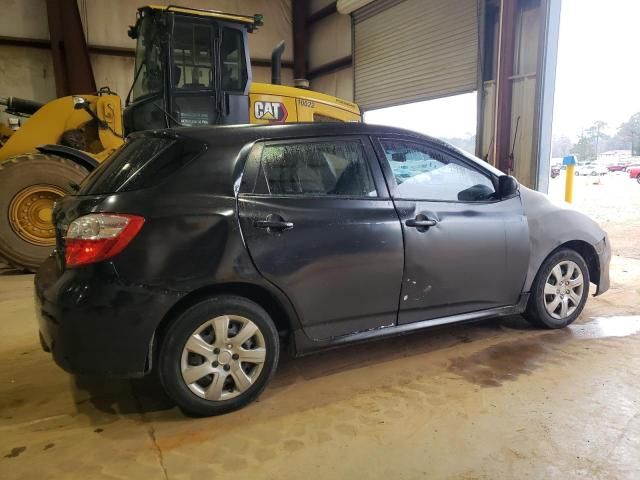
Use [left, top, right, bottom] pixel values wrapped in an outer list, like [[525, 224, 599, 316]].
[[237, 136, 404, 340], [373, 136, 530, 324]]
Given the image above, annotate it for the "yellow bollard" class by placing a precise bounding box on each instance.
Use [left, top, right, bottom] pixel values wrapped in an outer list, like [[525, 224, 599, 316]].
[[565, 164, 574, 203]]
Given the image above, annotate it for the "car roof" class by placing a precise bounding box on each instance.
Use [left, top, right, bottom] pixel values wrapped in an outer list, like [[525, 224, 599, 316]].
[[135, 122, 450, 150], [131, 122, 507, 178]]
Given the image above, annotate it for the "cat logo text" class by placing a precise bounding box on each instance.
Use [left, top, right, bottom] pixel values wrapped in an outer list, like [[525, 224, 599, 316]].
[[254, 101, 288, 122]]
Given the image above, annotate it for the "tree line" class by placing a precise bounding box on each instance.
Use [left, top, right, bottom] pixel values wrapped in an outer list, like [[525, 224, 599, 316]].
[[552, 112, 640, 161]]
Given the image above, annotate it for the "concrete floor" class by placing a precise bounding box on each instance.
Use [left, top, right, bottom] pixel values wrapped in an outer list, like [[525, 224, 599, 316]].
[[0, 254, 639, 479], [1, 176, 640, 479]]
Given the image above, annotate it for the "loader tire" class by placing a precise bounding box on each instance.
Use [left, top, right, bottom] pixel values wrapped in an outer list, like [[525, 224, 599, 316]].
[[0, 154, 88, 272]]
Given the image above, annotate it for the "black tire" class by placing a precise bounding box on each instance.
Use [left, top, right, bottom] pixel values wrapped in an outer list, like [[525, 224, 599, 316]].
[[636, 175, 640, 184], [0, 154, 88, 271], [524, 248, 590, 329], [158, 295, 280, 416]]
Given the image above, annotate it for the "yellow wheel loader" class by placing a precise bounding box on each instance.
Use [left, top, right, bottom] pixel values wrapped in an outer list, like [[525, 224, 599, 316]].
[[0, 5, 360, 271]]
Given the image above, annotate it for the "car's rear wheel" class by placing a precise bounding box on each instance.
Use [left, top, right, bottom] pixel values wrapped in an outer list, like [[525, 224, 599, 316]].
[[637, 175, 640, 184], [158, 295, 279, 416], [524, 249, 590, 329]]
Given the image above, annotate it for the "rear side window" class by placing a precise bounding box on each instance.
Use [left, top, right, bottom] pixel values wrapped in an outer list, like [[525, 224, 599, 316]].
[[78, 137, 203, 194], [246, 141, 377, 197]]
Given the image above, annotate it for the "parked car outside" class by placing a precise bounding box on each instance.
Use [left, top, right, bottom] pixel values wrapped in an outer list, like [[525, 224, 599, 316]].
[[606, 163, 628, 172], [575, 164, 608, 176], [628, 164, 640, 182], [35, 123, 611, 416]]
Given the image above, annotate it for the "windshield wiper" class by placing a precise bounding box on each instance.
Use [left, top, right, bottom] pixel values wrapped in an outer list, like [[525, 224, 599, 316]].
[[125, 60, 146, 107]]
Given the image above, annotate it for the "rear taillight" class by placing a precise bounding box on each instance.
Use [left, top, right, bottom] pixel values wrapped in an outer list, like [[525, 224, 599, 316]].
[[64, 214, 145, 267]]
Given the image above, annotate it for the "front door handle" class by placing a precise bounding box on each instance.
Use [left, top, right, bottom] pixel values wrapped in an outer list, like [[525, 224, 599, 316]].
[[405, 217, 437, 228], [254, 214, 294, 231]]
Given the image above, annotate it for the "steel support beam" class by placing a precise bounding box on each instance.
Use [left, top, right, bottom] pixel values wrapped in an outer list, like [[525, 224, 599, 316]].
[[46, 0, 96, 96], [292, 0, 310, 80], [0, 36, 293, 68], [308, 2, 337, 25], [534, 0, 561, 193], [493, 0, 518, 173]]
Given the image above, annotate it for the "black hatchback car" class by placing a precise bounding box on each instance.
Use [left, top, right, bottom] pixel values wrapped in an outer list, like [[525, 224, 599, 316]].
[[35, 123, 610, 416]]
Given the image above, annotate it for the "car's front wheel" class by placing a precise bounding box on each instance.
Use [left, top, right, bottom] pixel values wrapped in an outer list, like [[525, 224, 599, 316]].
[[524, 249, 590, 329], [158, 295, 280, 416]]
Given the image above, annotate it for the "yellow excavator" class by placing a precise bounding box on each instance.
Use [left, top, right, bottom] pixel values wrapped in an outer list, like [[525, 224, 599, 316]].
[[0, 5, 361, 271]]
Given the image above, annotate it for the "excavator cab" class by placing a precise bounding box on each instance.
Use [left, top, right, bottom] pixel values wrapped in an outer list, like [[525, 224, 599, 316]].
[[124, 5, 261, 133]]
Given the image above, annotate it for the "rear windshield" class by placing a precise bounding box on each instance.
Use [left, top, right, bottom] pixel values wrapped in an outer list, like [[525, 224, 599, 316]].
[[78, 136, 204, 194]]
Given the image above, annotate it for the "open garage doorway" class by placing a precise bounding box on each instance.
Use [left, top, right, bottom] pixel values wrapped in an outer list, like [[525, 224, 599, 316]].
[[547, 0, 640, 261], [364, 92, 478, 155]]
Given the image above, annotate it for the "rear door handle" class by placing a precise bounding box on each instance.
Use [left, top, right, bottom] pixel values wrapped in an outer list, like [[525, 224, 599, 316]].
[[405, 218, 437, 228], [254, 214, 294, 231], [254, 220, 294, 230]]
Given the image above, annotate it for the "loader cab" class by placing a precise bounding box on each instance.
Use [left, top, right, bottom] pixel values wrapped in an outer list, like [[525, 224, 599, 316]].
[[123, 5, 261, 135]]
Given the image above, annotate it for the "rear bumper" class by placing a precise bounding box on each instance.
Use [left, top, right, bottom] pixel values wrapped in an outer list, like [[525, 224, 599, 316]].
[[35, 256, 182, 377], [594, 234, 611, 296]]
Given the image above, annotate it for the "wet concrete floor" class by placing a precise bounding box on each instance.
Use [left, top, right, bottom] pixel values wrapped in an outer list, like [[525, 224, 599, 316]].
[[1, 255, 639, 479]]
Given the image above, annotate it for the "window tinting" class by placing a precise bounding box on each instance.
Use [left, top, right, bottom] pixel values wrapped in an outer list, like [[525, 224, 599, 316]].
[[251, 141, 377, 197], [380, 140, 495, 202], [220, 28, 248, 92], [132, 16, 163, 100], [172, 19, 213, 89], [78, 137, 202, 194], [127, 97, 167, 131], [173, 95, 212, 126]]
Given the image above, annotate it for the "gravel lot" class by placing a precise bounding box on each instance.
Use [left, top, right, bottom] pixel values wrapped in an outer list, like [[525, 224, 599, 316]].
[[548, 171, 640, 259]]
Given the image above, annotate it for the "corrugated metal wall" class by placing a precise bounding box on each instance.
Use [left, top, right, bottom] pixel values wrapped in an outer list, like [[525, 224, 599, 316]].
[[308, 0, 355, 100], [0, 0, 57, 114], [509, 1, 541, 187], [0, 0, 294, 125], [477, 0, 546, 188]]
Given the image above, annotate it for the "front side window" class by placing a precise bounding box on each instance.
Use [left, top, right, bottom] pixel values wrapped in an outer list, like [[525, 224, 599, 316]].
[[379, 140, 496, 202], [248, 141, 377, 197]]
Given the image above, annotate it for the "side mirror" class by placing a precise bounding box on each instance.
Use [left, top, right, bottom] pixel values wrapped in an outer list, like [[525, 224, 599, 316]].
[[127, 24, 139, 39], [72, 96, 88, 110], [498, 175, 518, 198]]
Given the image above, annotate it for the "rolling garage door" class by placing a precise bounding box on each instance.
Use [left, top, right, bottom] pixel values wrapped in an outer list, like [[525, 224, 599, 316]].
[[353, 0, 479, 110]]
